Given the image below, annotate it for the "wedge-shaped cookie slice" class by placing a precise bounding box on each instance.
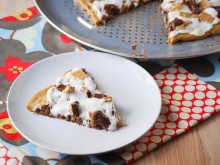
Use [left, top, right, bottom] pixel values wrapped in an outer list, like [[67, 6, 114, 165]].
[[76, 0, 152, 26], [26, 68, 125, 131], [161, 0, 220, 43]]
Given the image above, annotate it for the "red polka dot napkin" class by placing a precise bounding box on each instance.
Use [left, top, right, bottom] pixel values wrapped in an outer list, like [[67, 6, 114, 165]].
[[117, 64, 220, 164]]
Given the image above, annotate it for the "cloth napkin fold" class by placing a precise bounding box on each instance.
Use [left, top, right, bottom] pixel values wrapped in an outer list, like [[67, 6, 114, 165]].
[[0, 6, 220, 165], [117, 64, 220, 163]]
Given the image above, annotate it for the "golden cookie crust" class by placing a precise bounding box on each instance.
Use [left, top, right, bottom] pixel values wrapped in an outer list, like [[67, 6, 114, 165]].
[[75, 0, 101, 26], [168, 22, 220, 43], [26, 69, 82, 111], [76, 0, 152, 26], [26, 86, 53, 112]]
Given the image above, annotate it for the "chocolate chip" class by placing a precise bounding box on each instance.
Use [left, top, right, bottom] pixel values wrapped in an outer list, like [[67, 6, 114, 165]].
[[90, 111, 111, 130], [35, 105, 51, 116], [76, 117, 83, 125], [104, 4, 119, 16], [87, 91, 92, 98], [93, 93, 103, 99], [57, 84, 66, 91], [72, 105, 79, 116], [57, 114, 65, 119], [66, 115, 71, 121], [68, 102, 79, 117], [188, 0, 200, 14], [82, 68, 87, 74], [81, 87, 92, 98]]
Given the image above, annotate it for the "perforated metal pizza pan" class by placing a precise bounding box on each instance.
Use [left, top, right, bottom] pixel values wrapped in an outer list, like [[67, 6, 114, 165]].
[[34, 0, 220, 59]]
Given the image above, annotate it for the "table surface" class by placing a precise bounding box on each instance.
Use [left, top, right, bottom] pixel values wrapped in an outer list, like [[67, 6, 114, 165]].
[[1, 1, 220, 165]]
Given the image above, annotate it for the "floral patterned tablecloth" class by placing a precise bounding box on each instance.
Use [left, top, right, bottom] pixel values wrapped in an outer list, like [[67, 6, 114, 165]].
[[0, 6, 220, 165]]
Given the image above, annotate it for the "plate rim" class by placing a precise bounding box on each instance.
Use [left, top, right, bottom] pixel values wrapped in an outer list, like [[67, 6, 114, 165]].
[[7, 51, 162, 155], [33, 0, 220, 60]]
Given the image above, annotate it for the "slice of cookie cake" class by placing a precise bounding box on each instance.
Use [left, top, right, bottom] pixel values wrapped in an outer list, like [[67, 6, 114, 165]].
[[26, 67, 125, 131]]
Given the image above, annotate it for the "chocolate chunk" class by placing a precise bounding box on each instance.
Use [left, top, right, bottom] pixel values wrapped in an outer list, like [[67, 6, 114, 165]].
[[82, 68, 87, 74], [76, 117, 83, 125], [66, 115, 71, 121], [90, 111, 111, 130], [168, 18, 184, 32], [87, 91, 92, 98], [81, 87, 92, 98], [188, 0, 200, 14], [93, 93, 104, 99], [57, 114, 65, 119], [68, 101, 79, 117], [35, 105, 51, 116], [104, 4, 119, 20], [57, 84, 66, 91]]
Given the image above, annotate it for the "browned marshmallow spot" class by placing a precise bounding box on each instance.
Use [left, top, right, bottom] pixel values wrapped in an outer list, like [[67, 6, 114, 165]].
[[169, 3, 182, 11], [199, 0, 211, 10], [199, 11, 214, 23], [72, 70, 88, 80], [103, 96, 112, 102], [179, 12, 198, 18], [63, 85, 75, 93]]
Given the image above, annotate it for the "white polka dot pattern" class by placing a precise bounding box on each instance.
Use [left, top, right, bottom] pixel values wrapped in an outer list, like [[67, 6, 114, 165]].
[[136, 143, 147, 152], [162, 135, 172, 142], [124, 145, 135, 151], [117, 65, 220, 164], [133, 152, 143, 160]]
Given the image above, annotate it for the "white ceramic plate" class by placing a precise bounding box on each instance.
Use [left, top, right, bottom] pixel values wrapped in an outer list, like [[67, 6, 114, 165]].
[[7, 52, 161, 155]]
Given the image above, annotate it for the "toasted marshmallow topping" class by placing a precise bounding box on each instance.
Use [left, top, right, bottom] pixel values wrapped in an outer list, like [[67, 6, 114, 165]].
[[92, 0, 140, 19], [161, 0, 220, 38], [46, 68, 118, 131]]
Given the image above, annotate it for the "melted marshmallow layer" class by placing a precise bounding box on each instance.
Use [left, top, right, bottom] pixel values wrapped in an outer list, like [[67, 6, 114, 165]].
[[92, 0, 141, 19], [161, 0, 220, 38], [46, 68, 118, 131]]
